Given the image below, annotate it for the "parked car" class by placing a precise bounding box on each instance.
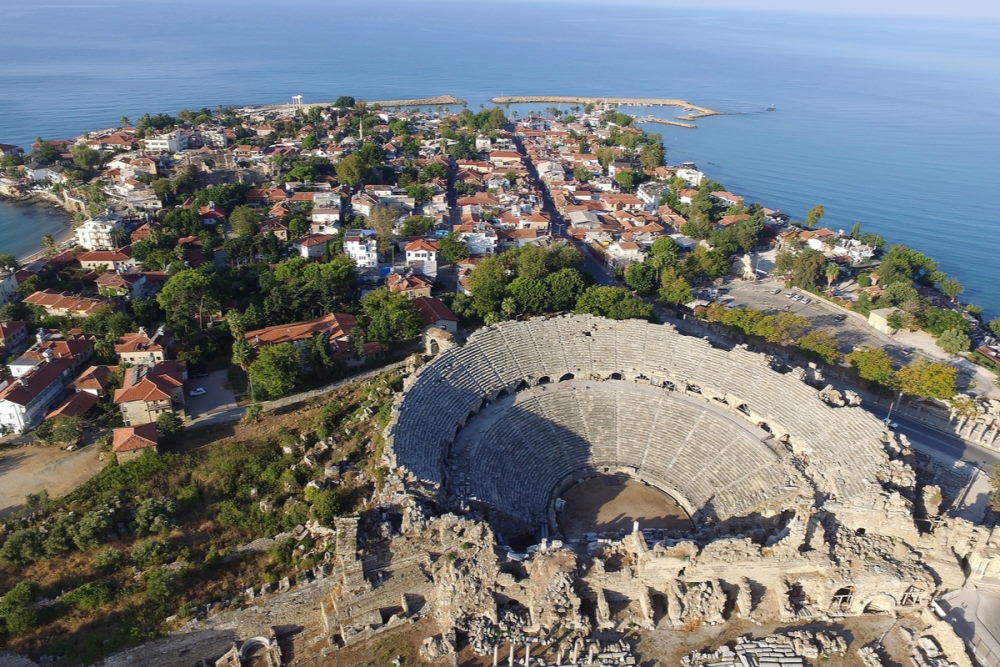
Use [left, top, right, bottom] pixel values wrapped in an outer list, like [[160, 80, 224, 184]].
[[833, 314, 847, 321], [770, 288, 781, 295], [189, 387, 207, 397], [802, 297, 811, 304]]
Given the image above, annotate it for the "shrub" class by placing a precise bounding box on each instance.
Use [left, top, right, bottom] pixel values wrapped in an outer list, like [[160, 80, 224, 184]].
[[131, 537, 170, 568], [133, 497, 176, 536], [62, 582, 113, 610], [95, 547, 125, 571]]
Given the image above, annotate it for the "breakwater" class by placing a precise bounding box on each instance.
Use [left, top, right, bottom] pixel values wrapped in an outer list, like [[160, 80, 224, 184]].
[[490, 95, 720, 120]]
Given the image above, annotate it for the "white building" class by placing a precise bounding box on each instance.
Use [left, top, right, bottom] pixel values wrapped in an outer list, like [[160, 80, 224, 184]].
[[0, 267, 17, 307], [0, 357, 75, 433], [141, 130, 189, 154], [675, 164, 704, 187], [457, 224, 498, 255], [404, 238, 440, 278], [343, 229, 379, 269], [75, 212, 124, 251]]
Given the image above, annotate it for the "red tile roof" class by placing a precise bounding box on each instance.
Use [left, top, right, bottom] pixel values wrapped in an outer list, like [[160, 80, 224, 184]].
[[413, 296, 457, 325], [113, 364, 184, 404], [112, 423, 159, 453], [244, 313, 357, 347], [405, 238, 439, 253], [46, 391, 98, 420], [23, 290, 110, 317], [0, 358, 74, 406]]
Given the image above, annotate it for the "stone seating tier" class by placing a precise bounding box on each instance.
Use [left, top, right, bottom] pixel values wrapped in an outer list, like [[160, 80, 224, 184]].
[[387, 315, 888, 524]]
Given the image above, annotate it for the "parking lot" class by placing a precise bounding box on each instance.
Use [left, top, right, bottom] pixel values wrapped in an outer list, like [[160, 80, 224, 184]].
[[717, 278, 912, 357], [184, 369, 240, 426]]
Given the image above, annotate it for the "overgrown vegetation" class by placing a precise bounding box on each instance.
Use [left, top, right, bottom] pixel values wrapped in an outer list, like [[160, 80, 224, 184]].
[[0, 370, 402, 663]]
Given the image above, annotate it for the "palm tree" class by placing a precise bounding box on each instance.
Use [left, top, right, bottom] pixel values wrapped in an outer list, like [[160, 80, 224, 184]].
[[825, 263, 840, 291], [119, 116, 130, 128], [41, 234, 57, 256]]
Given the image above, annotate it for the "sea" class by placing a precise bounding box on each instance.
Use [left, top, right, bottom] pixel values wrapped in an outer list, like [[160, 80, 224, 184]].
[[1, 0, 998, 314]]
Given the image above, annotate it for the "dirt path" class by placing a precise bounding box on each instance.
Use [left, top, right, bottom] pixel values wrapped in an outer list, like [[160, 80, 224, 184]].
[[0, 444, 106, 516]]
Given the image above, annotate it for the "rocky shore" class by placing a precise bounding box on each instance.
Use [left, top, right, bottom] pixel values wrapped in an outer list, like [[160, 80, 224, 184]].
[[257, 94, 467, 113]]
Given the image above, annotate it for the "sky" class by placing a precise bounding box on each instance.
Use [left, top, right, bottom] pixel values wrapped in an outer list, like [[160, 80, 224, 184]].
[[510, 0, 1000, 18]]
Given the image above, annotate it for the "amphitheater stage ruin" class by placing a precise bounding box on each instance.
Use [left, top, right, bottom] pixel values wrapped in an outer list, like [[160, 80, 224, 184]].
[[316, 315, 1000, 666], [557, 473, 692, 538]]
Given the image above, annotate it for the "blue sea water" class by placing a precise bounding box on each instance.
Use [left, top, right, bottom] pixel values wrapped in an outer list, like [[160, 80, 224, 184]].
[[1, 1, 998, 313]]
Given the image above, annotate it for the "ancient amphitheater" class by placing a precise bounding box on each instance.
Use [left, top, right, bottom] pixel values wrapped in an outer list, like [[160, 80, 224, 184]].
[[320, 315, 1000, 665]]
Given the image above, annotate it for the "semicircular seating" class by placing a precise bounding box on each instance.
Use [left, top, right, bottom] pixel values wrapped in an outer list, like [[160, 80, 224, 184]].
[[386, 314, 888, 523]]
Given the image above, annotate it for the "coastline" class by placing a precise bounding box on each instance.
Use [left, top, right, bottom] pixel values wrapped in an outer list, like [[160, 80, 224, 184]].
[[253, 94, 468, 113], [0, 184, 77, 263]]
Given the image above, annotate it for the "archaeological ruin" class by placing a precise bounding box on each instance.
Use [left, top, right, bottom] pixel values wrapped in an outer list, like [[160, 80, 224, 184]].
[[317, 315, 1000, 665]]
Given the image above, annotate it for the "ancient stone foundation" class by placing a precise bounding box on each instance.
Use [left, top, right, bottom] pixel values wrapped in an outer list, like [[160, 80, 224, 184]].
[[321, 315, 993, 665]]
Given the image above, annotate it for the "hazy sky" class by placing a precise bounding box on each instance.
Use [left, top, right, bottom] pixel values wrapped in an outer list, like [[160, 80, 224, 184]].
[[522, 0, 1000, 19]]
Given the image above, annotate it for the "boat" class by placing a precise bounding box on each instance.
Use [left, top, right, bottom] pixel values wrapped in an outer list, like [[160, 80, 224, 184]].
[[766, 105, 776, 111]]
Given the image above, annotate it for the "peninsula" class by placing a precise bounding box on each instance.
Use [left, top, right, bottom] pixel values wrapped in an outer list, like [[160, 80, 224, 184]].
[[1, 94, 999, 667]]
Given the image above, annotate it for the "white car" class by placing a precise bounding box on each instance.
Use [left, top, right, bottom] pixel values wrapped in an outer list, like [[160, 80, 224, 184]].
[[189, 387, 206, 397], [802, 297, 811, 304], [770, 288, 781, 295]]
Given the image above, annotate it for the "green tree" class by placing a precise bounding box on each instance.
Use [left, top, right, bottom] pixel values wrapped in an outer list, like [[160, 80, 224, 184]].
[[989, 317, 1000, 338], [0, 581, 38, 637], [0, 530, 42, 566], [923, 307, 970, 337], [658, 266, 693, 306], [789, 249, 827, 290], [505, 277, 551, 314], [156, 411, 183, 439], [336, 152, 367, 187], [886, 310, 905, 332], [825, 263, 840, 290], [131, 537, 170, 568], [896, 359, 957, 400], [614, 170, 635, 192], [229, 205, 262, 237], [846, 347, 896, 389], [33, 138, 60, 165], [360, 289, 423, 343], [624, 262, 657, 296], [400, 216, 435, 237], [797, 329, 840, 364], [311, 488, 343, 526], [572, 166, 591, 183], [937, 327, 971, 355], [940, 276, 964, 303], [754, 312, 810, 345], [648, 236, 679, 270], [156, 269, 222, 331], [545, 268, 587, 311], [133, 497, 177, 536], [467, 254, 508, 319], [804, 204, 825, 229], [368, 206, 400, 254], [71, 143, 102, 170], [248, 342, 302, 399], [639, 142, 665, 171], [575, 286, 652, 320], [439, 231, 469, 263], [406, 184, 434, 205], [40, 233, 57, 256]]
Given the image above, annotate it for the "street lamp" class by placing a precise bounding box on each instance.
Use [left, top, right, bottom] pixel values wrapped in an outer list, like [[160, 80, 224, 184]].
[[885, 390, 903, 426]]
